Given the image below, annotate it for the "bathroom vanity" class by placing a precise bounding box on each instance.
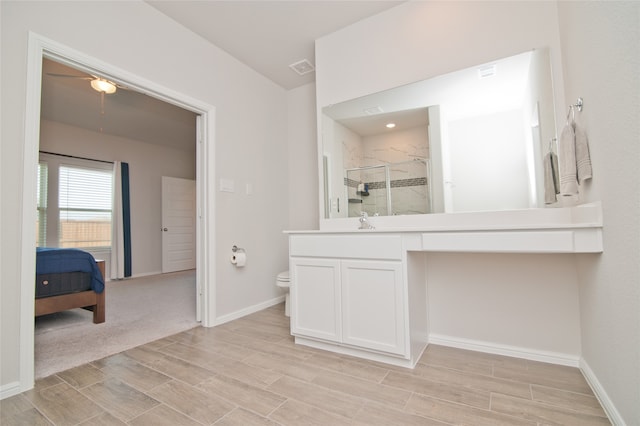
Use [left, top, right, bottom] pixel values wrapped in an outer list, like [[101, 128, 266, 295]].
[[286, 203, 603, 368]]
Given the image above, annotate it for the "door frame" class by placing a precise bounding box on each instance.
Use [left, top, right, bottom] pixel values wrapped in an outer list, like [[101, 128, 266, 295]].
[[19, 32, 217, 391]]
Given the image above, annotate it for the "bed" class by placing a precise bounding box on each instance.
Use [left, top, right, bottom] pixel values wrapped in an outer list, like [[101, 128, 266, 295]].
[[35, 248, 106, 324]]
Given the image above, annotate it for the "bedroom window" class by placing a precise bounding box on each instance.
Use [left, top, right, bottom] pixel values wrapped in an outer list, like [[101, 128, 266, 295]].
[[37, 153, 113, 249], [59, 165, 113, 248], [36, 162, 48, 246]]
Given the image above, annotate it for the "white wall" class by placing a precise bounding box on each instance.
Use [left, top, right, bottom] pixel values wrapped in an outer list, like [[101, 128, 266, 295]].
[[315, 1, 580, 356], [316, 1, 565, 116], [556, 2, 639, 424], [313, 1, 639, 423], [1, 1, 289, 394], [426, 253, 581, 356], [287, 83, 319, 231], [40, 120, 196, 277]]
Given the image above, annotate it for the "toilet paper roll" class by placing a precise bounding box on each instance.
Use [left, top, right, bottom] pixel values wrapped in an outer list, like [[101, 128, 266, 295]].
[[230, 252, 246, 267]]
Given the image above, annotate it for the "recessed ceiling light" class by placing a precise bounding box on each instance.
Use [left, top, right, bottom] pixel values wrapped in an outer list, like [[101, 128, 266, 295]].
[[386, 123, 396, 129], [363, 106, 384, 115], [289, 59, 315, 76]]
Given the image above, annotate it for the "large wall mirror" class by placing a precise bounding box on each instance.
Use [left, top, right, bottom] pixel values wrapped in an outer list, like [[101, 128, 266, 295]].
[[321, 49, 557, 219]]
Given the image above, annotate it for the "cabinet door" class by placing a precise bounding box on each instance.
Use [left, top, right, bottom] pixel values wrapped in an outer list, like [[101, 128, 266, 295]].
[[341, 260, 405, 356], [290, 258, 342, 342]]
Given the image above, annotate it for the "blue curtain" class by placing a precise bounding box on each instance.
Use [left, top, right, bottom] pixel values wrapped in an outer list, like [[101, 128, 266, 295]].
[[121, 163, 131, 277], [111, 161, 132, 279]]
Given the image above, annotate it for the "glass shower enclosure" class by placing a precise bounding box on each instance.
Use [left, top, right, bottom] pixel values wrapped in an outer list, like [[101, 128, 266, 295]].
[[345, 159, 431, 217]]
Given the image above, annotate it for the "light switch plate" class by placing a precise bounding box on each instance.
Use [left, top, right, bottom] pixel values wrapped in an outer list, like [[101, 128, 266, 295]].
[[219, 178, 235, 193]]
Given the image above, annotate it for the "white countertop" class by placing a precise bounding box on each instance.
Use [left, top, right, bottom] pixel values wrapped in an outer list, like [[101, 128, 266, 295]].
[[285, 202, 603, 234], [285, 203, 603, 254]]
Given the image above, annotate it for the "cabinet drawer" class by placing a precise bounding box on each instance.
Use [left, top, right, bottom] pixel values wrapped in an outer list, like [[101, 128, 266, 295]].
[[290, 234, 402, 260]]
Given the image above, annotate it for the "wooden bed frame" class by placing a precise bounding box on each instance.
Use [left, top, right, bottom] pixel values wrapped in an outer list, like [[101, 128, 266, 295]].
[[34, 260, 105, 324]]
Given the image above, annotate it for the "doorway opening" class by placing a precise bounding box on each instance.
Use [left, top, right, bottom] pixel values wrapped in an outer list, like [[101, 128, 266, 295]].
[[20, 33, 216, 389]]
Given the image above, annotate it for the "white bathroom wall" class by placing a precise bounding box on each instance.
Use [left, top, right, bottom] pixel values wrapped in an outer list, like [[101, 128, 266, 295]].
[[39, 120, 196, 277], [556, 2, 639, 424], [1, 1, 288, 394], [316, 1, 565, 119], [315, 1, 582, 357], [287, 83, 319, 231], [426, 253, 581, 357]]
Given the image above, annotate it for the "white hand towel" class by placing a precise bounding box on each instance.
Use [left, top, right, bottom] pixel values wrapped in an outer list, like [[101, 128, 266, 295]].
[[575, 123, 592, 184], [544, 152, 559, 204], [559, 121, 593, 196], [559, 122, 578, 196]]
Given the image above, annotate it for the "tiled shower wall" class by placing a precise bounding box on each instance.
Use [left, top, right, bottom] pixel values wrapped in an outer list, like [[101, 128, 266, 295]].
[[344, 125, 430, 216]]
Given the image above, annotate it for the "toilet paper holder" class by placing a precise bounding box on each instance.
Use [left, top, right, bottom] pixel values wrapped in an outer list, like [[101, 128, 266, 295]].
[[231, 245, 247, 267]]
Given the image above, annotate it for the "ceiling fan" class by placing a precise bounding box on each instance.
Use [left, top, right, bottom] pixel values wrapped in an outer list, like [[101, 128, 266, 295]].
[[46, 72, 126, 94], [45, 69, 134, 131]]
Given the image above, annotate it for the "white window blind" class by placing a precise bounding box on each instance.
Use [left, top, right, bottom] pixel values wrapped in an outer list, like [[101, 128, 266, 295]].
[[36, 161, 48, 246], [58, 164, 113, 248]]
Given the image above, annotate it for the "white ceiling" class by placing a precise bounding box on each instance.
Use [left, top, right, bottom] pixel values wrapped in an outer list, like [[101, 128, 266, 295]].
[[41, 59, 198, 150], [146, 1, 403, 90], [41, 1, 403, 149]]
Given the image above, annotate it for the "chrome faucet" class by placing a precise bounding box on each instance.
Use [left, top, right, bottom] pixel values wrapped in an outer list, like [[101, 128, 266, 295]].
[[359, 212, 375, 230]]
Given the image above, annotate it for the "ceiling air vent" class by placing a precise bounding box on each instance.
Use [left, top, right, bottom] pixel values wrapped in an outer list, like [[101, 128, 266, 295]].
[[289, 59, 315, 76], [478, 64, 497, 79]]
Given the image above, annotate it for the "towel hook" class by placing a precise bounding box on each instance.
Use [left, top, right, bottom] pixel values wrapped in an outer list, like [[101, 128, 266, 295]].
[[566, 97, 584, 123]]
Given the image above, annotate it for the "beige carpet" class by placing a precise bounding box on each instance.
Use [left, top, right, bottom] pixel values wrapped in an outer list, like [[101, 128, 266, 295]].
[[34, 269, 198, 379]]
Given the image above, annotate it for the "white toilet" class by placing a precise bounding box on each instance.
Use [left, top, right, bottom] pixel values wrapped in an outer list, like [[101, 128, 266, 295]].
[[276, 270, 290, 317]]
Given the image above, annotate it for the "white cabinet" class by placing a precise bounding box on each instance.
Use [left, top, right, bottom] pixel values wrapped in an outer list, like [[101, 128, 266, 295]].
[[290, 256, 406, 357], [290, 258, 342, 342], [341, 260, 405, 355]]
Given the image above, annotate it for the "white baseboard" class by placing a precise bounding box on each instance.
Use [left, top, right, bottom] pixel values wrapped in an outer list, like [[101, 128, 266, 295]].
[[214, 295, 286, 326], [105, 270, 174, 282], [429, 335, 622, 424], [580, 358, 624, 426], [130, 270, 164, 279], [429, 333, 580, 367], [0, 381, 22, 400]]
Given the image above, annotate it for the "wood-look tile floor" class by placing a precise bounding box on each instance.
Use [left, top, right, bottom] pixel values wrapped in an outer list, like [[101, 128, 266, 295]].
[[2, 304, 610, 425]]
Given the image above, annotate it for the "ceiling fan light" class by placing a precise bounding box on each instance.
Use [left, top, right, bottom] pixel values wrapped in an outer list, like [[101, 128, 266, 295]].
[[91, 79, 117, 94]]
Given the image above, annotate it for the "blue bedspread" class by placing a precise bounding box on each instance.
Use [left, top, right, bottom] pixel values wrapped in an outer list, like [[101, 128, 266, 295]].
[[36, 248, 105, 294]]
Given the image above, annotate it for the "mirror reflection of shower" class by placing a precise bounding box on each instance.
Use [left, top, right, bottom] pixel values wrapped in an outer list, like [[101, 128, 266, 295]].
[[322, 49, 557, 218], [346, 158, 431, 217]]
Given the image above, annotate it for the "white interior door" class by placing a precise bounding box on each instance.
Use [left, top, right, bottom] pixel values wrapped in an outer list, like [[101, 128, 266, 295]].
[[162, 176, 196, 273]]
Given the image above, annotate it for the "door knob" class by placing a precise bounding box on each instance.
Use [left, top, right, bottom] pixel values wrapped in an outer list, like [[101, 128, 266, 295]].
[[163, 228, 168, 231]]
